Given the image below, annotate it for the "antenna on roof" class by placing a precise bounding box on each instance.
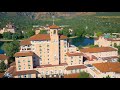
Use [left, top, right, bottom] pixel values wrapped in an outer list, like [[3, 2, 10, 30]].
[[52, 16, 55, 25]]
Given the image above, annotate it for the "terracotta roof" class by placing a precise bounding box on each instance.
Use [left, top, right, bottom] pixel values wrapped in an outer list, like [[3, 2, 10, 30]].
[[84, 55, 98, 61], [29, 34, 50, 41], [20, 34, 67, 45], [49, 25, 60, 29], [80, 47, 117, 53], [36, 63, 68, 68], [20, 39, 31, 46], [13, 70, 36, 76], [6, 66, 36, 76], [66, 65, 87, 70], [14, 51, 35, 57], [64, 73, 80, 78], [66, 52, 83, 57], [93, 62, 120, 73], [0, 73, 4, 78], [10, 62, 16, 66], [0, 54, 9, 60]]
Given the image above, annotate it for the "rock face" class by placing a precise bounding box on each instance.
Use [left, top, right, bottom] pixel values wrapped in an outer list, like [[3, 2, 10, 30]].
[[0, 12, 96, 20]]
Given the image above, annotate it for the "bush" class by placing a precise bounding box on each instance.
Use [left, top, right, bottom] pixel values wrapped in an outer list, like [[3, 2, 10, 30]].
[[78, 71, 89, 78]]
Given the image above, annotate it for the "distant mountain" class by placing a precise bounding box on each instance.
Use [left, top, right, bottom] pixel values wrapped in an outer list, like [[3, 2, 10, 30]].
[[0, 12, 96, 20]]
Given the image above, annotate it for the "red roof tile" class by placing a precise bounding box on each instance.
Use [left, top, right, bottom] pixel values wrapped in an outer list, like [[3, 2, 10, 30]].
[[49, 25, 60, 29], [66, 65, 87, 70], [0, 54, 9, 60], [93, 62, 120, 73], [20, 34, 67, 45], [80, 47, 117, 53], [66, 52, 83, 57], [14, 51, 35, 57], [64, 73, 80, 78]]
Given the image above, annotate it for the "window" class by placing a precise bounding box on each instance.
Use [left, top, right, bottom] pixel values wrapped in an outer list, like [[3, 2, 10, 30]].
[[18, 60, 20, 63], [18, 75, 21, 78], [28, 67, 31, 69], [71, 57, 73, 59], [24, 74, 27, 78], [53, 30, 56, 34], [19, 68, 21, 70], [28, 74, 31, 78], [28, 60, 30, 62]]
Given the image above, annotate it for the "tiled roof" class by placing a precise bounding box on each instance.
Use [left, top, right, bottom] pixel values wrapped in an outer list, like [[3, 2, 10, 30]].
[[10, 62, 16, 66], [6, 66, 36, 76], [93, 62, 120, 73], [66, 65, 87, 70], [49, 25, 60, 29], [20, 34, 67, 45], [80, 47, 117, 53], [13, 70, 36, 76], [14, 51, 35, 57], [66, 52, 83, 57], [36, 63, 68, 68], [20, 39, 31, 45], [0, 73, 4, 78], [0, 54, 9, 60]]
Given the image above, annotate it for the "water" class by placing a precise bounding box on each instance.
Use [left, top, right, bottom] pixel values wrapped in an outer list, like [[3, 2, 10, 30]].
[[0, 50, 4, 54], [69, 37, 94, 47]]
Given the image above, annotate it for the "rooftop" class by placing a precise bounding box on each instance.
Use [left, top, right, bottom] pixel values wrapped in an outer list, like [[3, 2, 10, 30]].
[[93, 62, 120, 73], [14, 51, 35, 57], [49, 25, 60, 29], [66, 65, 87, 70], [20, 34, 67, 45], [80, 47, 117, 53], [0, 54, 9, 60], [66, 52, 83, 57]]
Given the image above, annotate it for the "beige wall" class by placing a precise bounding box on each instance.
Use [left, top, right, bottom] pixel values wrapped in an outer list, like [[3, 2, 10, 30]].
[[15, 56, 34, 71], [95, 36, 120, 47], [66, 55, 83, 66], [14, 74, 36, 78]]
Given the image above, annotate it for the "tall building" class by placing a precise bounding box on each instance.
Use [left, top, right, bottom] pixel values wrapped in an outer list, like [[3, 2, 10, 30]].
[[6, 24, 86, 78]]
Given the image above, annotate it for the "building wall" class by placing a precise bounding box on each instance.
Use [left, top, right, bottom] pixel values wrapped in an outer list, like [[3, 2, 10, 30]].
[[49, 29, 60, 65], [84, 51, 118, 58], [34, 66, 66, 78], [14, 74, 36, 78], [94, 36, 120, 47], [15, 56, 34, 71], [66, 56, 83, 66]]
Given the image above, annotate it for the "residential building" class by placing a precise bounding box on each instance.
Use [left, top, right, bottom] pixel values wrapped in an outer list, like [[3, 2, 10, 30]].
[[0, 23, 16, 34]]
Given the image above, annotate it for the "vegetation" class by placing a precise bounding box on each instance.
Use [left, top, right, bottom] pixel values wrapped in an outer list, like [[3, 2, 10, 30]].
[[89, 45, 99, 48], [103, 75, 111, 78], [39, 30, 47, 34], [115, 46, 120, 55], [0, 61, 6, 73], [78, 71, 90, 78], [1, 41, 20, 57], [118, 58, 120, 62]]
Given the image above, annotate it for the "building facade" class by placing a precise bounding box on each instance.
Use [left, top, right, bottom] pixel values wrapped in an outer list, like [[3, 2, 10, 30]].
[[7, 24, 86, 78], [94, 36, 120, 47]]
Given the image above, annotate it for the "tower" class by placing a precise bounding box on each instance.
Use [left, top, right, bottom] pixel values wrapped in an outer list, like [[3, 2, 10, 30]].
[[49, 24, 60, 65]]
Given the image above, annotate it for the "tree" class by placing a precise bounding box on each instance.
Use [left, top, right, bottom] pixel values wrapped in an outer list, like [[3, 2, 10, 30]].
[[12, 33, 18, 40], [78, 71, 89, 78], [118, 58, 120, 62], [0, 61, 6, 73], [103, 75, 111, 78], [96, 32, 103, 37], [2, 32, 12, 39], [39, 30, 47, 34], [1, 41, 20, 57], [24, 30, 35, 38], [114, 43, 117, 47]]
